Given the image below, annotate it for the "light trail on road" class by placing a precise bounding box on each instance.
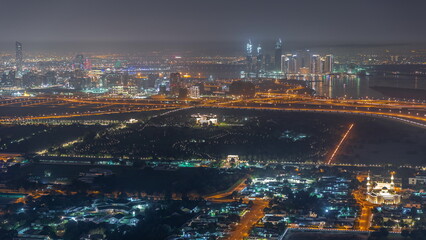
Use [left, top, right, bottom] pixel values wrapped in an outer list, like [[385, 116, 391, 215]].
[[327, 123, 354, 164], [227, 199, 269, 240]]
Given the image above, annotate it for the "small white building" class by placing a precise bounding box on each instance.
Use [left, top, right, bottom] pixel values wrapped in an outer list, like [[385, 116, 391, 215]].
[[408, 172, 426, 185], [192, 114, 218, 126]]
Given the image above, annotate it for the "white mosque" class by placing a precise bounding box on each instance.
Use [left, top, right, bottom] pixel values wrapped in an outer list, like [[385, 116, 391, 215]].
[[366, 172, 401, 205]]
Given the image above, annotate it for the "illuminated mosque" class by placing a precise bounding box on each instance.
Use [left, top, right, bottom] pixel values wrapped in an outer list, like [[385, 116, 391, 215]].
[[366, 172, 401, 205]]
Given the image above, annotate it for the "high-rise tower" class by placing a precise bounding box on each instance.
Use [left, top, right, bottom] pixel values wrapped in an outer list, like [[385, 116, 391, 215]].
[[324, 54, 334, 73], [246, 39, 253, 57], [15, 42, 23, 79], [245, 39, 253, 79], [296, 50, 311, 74], [274, 38, 282, 71], [256, 44, 263, 77], [311, 55, 323, 74]]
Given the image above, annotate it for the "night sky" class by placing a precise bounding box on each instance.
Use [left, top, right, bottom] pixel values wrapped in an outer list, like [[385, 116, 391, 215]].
[[1, 0, 426, 47]]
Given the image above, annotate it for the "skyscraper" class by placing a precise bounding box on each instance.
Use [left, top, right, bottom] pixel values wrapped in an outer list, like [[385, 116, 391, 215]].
[[311, 55, 322, 74], [274, 38, 282, 71], [245, 39, 253, 79], [15, 42, 23, 79], [296, 50, 311, 74], [256, 44, 263, 77], [285, 54, 297, 74], [323, 54, 334, 73], [246, 39, 253, 57], [281, 55, 290, 76]]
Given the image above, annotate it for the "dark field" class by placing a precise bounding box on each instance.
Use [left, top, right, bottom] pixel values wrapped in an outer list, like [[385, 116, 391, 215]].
[[53, 109, 344, 162], [1, 108, 425, 165], [5, 163, 244, 196], [52, 108, 426, 165], [0, 124, 106, 153]]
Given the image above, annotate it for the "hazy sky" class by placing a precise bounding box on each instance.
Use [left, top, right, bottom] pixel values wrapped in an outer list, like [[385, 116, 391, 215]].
[[1, 0, 426, 45]]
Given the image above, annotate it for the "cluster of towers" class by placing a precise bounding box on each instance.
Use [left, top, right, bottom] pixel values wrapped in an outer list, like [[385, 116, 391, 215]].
[[244, 39, 334, 78], [245, 39, 283, 79], [281, 51, 334, 75]]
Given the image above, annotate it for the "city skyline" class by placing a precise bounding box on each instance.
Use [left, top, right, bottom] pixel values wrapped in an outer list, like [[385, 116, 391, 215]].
[[0, 1, 426, 240]]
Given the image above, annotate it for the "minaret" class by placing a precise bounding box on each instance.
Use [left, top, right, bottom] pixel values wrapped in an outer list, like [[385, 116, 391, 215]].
[[366, 172, 371, 192], [390, 172, 395, 190]]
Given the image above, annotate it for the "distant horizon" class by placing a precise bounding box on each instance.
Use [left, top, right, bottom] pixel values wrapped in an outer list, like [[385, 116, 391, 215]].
[[0, 40, 425, 55]]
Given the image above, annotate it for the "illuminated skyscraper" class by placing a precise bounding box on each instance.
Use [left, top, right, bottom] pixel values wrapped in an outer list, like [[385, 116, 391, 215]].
[[287, 54, 298, 74], [256, 44, 263, 77], [245, 39, 253, 79], [274, 38, 282, 71], [15, 42, 23, 79], [323, 54, 334, 73], [311, 55, 322, 74], [246, 39, 253, 57], [296, 50, 311, 74], [256, 44, 262, 56], [281, 55, 291, 76]]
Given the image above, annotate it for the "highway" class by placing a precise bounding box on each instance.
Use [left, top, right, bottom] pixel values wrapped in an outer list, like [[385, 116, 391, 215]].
[[227, 199, 269, 240], [353, 189, 376, 231], [203, 178, 269, 240], [0, 94, 424, 128]]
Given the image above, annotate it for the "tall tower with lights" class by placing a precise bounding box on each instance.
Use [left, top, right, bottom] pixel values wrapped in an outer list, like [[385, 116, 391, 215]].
[[274, 38, 282, 71], [366, 172, 371, 192], [15, 42, 23, 80], [324, 54, 334, 73], [256, 44, 263, 77], [245, 39, 253, 79]]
